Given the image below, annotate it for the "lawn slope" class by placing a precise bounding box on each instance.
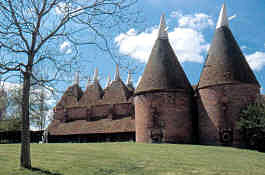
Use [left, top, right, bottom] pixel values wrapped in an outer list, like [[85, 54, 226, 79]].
[[0, 143, 264, 175]]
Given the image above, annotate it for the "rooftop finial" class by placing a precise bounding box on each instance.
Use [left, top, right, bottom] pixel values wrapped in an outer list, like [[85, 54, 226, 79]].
[[74, 72, 79, 85], [93, 68, 99, 82], [126, 71, 133, 85], [158, 14, 168, 39], [216, 3, 229, 29], [86, 76, 91, 88], [114, 64, 120, 81], [105, 75, 111, 88], [136, 76, 142, 87]]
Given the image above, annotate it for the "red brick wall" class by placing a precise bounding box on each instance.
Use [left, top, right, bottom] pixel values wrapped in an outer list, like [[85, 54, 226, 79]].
[[92, 104, 111, 117], [114, 103, 134, 116], [197, 83, 259, 146], [135, 91, 193, 143], [67, 107, 87, 121], [54, 108, 65, 121], [54, 102, 134, 122]]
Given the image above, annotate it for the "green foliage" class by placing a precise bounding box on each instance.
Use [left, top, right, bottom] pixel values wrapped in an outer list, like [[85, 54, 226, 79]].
[[238, 103, 265, 130], [0, 119, 21, 132], [238, 103, 265, 151], [0, 143, 265, 175], [1, 87, 52, 130]]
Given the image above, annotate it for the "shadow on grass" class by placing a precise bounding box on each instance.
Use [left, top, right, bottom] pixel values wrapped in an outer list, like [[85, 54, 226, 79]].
[[31, 167, 63, 175]]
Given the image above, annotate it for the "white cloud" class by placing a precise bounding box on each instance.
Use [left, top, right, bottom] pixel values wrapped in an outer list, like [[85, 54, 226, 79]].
[[171, 11, 214, 30], [115, 28, 156, 63], [241, 45, 247, 50], [60, 41, 72, 54], [246, 52, 265, 71], [228, 14, 237, 21], [115, 12, 211, 63], [55, 2, 84, 16], [55, 2, 68, 14]]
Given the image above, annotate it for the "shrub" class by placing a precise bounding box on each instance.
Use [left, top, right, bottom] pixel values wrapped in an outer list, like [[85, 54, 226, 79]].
[[238, 103, 265, 152]]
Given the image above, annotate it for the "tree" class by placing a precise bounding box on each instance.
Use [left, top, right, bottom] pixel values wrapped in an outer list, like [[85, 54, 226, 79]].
[[238, 102, 265, 152], [2, 83, 52, 131], [0, 88, 7, 120], [0, 0, 138, 168], [30, 86, 53, 130]]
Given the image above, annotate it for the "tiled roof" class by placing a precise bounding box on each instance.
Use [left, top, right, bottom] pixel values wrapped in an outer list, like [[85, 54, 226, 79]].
[[48, 117, 135, 135], [79, 81, 103, 106], [56, 84, 83, 108], [135, 39, 193, 94], [198, 26, 260, 89]]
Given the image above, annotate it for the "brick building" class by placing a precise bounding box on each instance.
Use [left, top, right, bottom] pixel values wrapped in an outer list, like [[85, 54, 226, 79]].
[[48, 4, 263, 146]]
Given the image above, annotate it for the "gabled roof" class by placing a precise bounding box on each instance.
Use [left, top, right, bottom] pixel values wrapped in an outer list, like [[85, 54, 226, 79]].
[[198, 4, 259, 89], [135, 15, 193, 94]]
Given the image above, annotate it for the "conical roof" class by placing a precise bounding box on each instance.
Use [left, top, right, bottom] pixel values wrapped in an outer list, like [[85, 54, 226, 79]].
[[56, 84, 83, 108], [135, 15, 193, 94], [79, 80, 103, 106], [198, 4, 259, 89], [103, 78, 132, 103]]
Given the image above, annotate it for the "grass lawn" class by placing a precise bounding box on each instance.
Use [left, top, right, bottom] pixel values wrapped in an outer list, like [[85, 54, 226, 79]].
[[0, 143, 264, 175]]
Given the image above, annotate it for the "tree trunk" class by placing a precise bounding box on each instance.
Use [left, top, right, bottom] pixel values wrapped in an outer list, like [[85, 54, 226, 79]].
[[20, 70, 32, 168]]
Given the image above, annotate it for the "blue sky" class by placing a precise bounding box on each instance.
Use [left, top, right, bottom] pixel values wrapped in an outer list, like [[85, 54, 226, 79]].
[[1, 1, 264, 97], [78, 0, 265, 94]]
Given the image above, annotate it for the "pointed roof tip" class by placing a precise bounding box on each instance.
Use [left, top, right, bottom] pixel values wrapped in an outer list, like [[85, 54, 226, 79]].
[[158, 14, 168, 39], [136, 76, 142, 87], [74, 72, 79, 85], [198, 22, 260, 88], [105, 75, 111, 88], [86, 75, 91, 88], [126, 71, 133, 85], [216, 3, 229, 29], [93, 68, 99, 82], [114, 64, 120, 81]]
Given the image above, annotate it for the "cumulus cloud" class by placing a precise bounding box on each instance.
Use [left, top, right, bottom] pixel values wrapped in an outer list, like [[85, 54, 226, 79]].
[[60, 41, 72, 54], [228, 14, 237, 21], [171, 11, 214, 30], [115, 12, 211, 63], [246, 52, 265, 71], [241, 45, 247, 50], [55, 2, 68, 14]]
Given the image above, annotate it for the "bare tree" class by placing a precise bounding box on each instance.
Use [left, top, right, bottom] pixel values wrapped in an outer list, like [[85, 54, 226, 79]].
[[0, 0, 138, 168]]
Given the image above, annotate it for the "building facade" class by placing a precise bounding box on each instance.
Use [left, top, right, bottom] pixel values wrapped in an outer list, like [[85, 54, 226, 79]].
[[48, 4, 262, 147]]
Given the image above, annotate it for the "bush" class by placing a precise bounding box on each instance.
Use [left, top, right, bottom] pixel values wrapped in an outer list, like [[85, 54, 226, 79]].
[[238, 103, 265, 152]]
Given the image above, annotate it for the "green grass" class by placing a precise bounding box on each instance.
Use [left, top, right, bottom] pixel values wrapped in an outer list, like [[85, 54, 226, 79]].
[[0, 143, 265, 175]]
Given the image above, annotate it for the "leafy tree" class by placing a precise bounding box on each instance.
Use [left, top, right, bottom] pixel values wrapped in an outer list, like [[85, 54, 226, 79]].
[[0, 119, 21, 132], [238, 102, 265, 152], [0, 0, 138, 168], [2, 84, 52, 130]]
